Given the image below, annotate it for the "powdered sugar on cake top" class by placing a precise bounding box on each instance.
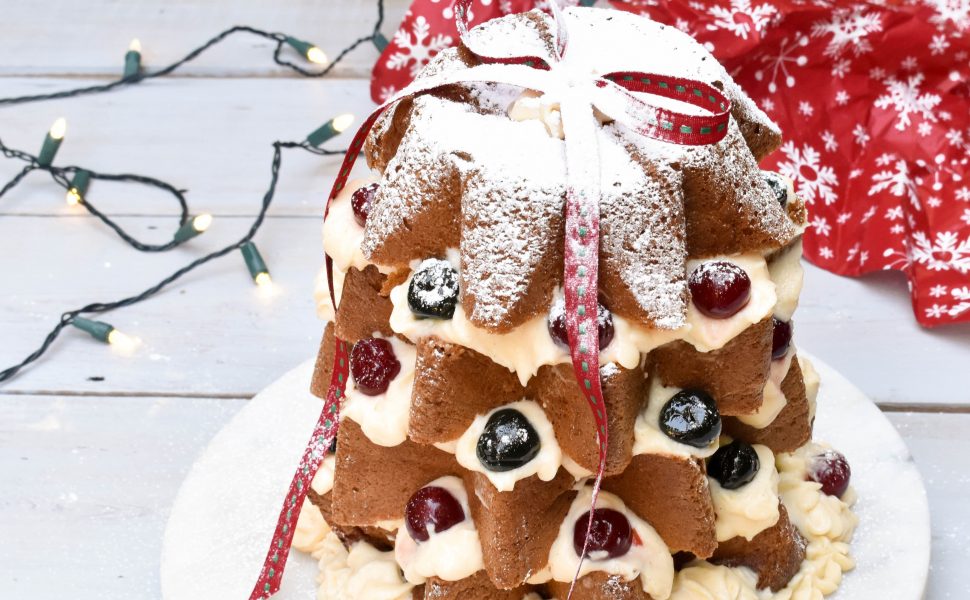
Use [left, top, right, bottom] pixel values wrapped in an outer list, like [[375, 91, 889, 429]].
[[362, 7, 795, 331]]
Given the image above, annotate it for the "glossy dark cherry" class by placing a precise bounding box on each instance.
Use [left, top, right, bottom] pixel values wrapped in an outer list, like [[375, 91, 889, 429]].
[[689, 261, 752, 319], [772, 318, 793, 360], [407, 259, 460, 319], [572, 508, 633, 559], [350, 338, 401, 396], [708, 440, 760, 490], [405, 486, 465, 543], [659, 390, 722, 448], [808, 450, 852, 498], [476, 408, 541, 472], [764, 172, 788, 208], [350, 183, 379, 227], [547, 299, 615, 350]]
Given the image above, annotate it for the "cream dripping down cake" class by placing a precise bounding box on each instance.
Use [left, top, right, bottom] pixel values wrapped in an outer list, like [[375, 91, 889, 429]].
[[296, 6, 858, 600]]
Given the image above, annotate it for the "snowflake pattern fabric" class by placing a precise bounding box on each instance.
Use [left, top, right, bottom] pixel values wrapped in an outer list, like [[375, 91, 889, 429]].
[[371, 0, 970, 327]]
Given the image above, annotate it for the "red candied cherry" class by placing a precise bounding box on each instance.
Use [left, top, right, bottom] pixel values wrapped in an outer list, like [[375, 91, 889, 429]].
[[808, 450, 851, 498], [405, 486, 465, 543], [573, 508, 633, 559], [350, 338, 401, 396], [772, 318, 793, 360], [689, 261, 752, 319], [350, 183, 379, 227], [548, 298, 614, 350]]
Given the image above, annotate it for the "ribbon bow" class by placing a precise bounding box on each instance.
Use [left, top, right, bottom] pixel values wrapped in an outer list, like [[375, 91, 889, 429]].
[[250, 3, 730, 598]]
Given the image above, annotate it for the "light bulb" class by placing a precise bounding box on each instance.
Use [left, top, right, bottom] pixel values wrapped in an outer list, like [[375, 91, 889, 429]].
[[192, 213, 213, 232], [255, 272, 273, 287], [332, 113, 355, 133], [306, 46, 328, 65], [49, 118, 67, 140], [66, 189, 81, 205], [107, 329, 142, 355], [173, 213, 213, 243], [306, 114, 356, 147], [129, 38, 142, 53]]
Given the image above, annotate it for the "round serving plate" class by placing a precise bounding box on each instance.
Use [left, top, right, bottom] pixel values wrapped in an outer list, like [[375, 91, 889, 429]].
[[161, 354, 930, 599]]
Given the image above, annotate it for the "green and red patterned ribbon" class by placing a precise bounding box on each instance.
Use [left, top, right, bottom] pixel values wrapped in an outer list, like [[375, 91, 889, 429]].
[[249, 2, 730, 598]]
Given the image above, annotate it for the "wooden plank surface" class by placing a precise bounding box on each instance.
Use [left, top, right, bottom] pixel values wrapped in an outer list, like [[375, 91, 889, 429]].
[[0, 216, 324, 397], [0, 394, 246, 598], [887, 412, 970, 598], [0, 77, 374, 217], [1, 395, 963, 598], [0, 0, 411, 78]]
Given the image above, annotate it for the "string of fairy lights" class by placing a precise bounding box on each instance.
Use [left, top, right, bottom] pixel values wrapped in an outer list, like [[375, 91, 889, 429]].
[[0, 3, 388, 382]]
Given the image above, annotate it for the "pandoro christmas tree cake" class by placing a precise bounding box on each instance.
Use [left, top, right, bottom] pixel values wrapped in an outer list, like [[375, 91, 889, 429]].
[[266, 4, 859, 599]]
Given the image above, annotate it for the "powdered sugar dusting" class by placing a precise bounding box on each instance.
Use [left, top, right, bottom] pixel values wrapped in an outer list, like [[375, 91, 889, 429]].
[[363, 6, 796, 330]]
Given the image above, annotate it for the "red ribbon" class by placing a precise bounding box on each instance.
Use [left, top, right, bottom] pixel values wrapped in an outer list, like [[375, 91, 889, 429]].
[[249, 3, 730, 598]]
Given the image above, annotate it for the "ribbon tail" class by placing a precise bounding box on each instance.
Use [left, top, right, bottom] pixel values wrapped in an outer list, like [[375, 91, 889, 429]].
[[247, 337, 349, 600], [559, 93, 609, 600]]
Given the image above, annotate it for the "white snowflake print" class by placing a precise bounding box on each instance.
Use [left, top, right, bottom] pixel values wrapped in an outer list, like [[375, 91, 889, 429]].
[[901, 56, 919, 71], [869, 66, 888, 80], [925, 304, 948, 319], [927, 196, 943, 208], [377, 85, 398, 103], [890, 224, 906, 234], [915, 153, 966, 193], [962, 208, 970, 224], [762, 97, 776, 112], [811, 215, 832, 236], [831, 58, 851, 78], [870, 160, 920, 207], [875, 152, 896, 167], [918, 122, 934, 136], [811, 7, 882, 57], [818, 246, 835, 259], [799, 101, 814, 116], [386, 16, 454, 77], [754, 35, 809, 93], [874, 74, 942, 131], [951, 286, 970, 317], [909, 231, 970, 273], [835, 90, 850, 105], [706, 0, 777, 40], [945, 128, 966, 148], [925, 0, 970, 32], [777, 142, 840, 205], [930, 284, 949, 297], [849, 168, 864, 179], [853, 123, 870, 146], [821, 130, 839, 152], [837, 211, 853, 224], [957, 186, 970, 202], [886, 206, 904, 220], [930, 34, 951, 55], [862, 206, 878, 222]]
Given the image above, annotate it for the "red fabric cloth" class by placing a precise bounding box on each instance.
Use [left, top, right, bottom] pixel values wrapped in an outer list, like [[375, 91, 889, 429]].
[[370, 0, 970, 326]]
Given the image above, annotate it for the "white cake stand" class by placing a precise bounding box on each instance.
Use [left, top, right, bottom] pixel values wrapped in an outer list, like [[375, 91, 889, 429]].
[[160, 354, 930, 600]]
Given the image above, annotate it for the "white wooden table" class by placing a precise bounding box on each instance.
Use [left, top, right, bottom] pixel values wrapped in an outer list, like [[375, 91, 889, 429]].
[[1, 1, 968, 598]]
